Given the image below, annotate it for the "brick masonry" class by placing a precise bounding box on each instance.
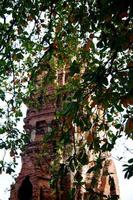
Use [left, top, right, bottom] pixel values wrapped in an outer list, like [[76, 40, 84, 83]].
[[10, 71, 119, 200]]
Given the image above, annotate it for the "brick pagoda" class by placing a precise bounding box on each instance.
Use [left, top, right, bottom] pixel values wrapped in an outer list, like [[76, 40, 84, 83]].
[[10, 69, 119, 200]]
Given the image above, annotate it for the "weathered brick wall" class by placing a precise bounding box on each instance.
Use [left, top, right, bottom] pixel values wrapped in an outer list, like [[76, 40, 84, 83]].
[[10, 70, 119, 200], [10, 109, 119, 200]]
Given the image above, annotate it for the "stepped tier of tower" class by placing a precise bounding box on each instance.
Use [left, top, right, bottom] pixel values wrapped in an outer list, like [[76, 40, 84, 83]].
[[10, 68, 119, 200]]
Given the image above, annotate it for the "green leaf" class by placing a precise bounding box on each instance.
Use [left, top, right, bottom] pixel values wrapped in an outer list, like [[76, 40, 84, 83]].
[[97, 40, 104, 48], [6, 166, 15, 174], [74, 171, 83, 183], [115, 104, 124, 112], [114, 124, 121, 129], [0, 89, 5, 101], [70, 60, 80, 76], [128, 158, 133, 164], [87, 166, 95, 173], [78, 148, 88, 165], [62, 102, 78, 117], [67, 188, 76, 200], [69, 158, 75, 172]]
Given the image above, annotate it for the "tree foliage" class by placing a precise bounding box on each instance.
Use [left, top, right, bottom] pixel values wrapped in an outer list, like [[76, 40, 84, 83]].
[[0, 0, 133, 199]]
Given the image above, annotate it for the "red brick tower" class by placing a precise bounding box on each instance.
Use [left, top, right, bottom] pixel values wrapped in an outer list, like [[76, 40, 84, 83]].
[[10, 70, 71, 200], [10, 97, 55, 199], [10, 69, 119, 200]]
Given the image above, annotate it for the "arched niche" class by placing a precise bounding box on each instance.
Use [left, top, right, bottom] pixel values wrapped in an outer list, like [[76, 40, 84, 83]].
[[18, 176, 33, 200], [36, 120, 48, 134]]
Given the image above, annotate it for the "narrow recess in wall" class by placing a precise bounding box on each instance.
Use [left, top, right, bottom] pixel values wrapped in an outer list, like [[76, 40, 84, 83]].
[[17, 176, 32, 200]]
